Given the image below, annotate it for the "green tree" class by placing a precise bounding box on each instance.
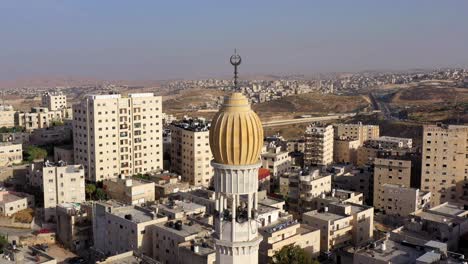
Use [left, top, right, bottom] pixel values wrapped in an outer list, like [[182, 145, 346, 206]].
[[85, 184, 97, 199], [24, 146, 48, 162], [272, 245, 316, 264], [95, 188, 107, 200], [0, 235, 8, 254]]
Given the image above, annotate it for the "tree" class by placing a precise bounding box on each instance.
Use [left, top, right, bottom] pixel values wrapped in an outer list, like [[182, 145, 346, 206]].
[[272, 245, 316, 264], [24, 146, 48, 162], [85, 184, 97, 199], [95, 188, 107, 200]]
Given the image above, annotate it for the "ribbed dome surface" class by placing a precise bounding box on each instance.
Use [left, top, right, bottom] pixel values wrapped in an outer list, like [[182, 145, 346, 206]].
[[210, 92, 264, 165]]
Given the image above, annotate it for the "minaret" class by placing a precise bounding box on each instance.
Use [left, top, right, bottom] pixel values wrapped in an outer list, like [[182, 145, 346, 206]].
[[210, 51, 263, 264]]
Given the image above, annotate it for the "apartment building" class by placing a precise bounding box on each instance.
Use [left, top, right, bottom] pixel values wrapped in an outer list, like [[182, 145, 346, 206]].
[[42, 91, 67, 111], [365, 136, 413, 149], [261, 142, 291, 177], [37, 161, 86, 221], [151, 173, 191, 200], [16, 107, 65, 131], [54, 145, 74, 164], [420, 124, 468, 206], [0, 142, 22, 167], [286, 140, 305, 153], [93, 202, 168, 256], [304, 123, 334, 167], [373, 157, 412, 209], [56, 202, 93, 252], [30, 122, 73, 146], [303, 202, 374, 252], [0, 105, 15, 128], [287, 169, 332, 213], [357, 138, 414, 167], [333, 137, 360, 164], [332, 166, 373, 204], [103, 175, 155, 205], [333, 123, 380, 145], [0, 191, 34, 217], [0, 132, 30, 145], [152, 220, 215, 264], [169, 118, 213, 187], [73, 93, 163, 181], [380, 184, 431, 216]]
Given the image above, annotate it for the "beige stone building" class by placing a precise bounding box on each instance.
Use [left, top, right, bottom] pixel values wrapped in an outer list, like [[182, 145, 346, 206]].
[[93, 202, 168, 256], [30, 123, 73, 146], [379, 184, 431, 216], [0, 132, 30, 144], [366, 136, 413, 149], [303, 202, 374, 252], [0, 105, 16, 128], [304, 123, 334, 167], [286, 169, 332, 213], [169, 118, 213, 187], [16, 107, 66, 131], [420, 124, 468, 206], [0, 142, 22, 167], [103, 175, 155, 205], [42, 91, 67, 111], [333, 137, 360, 164], [261, 142, 291, 177], [0, 191, 34, 217], [155, 200, 206, 220], [286, 140, 305, 153], [27, 161, 86, 221], [73, 93, 163, 181], [56, 202, 92, 252], [373, 157, 412, 209], [332, 166, 373, 204], [150, 172, 191, 200], [333, 123, 380, 145]]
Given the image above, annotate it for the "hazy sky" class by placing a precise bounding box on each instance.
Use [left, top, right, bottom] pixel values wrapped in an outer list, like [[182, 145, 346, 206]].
[[1, 1, 468, 80]]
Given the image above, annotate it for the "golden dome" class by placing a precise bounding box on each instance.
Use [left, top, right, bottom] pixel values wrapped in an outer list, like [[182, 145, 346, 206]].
[[210, 92, 264, 165]]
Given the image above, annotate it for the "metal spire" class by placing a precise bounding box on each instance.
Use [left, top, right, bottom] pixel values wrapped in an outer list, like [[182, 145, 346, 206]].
[[230, 49, 242, 91]]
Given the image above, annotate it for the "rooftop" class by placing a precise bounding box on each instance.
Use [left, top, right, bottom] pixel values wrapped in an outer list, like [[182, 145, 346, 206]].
[[429, 202, 468, 217], [156, 201, 205, 215], [0, 246, 56, 264], [171, 118, 210, 132], [112, 206, 161, 224], [303, 210, 347, 222], [156, 220, 211, 238], [355, 239, 422, 262]]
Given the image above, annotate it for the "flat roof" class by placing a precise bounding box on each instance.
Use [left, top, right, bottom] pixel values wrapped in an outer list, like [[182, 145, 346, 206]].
[[157, 201, 205, 214], [429, 203, 467, 217], [303, 211, 347, 222], [356, 240, 422, 262], [112, 206, 160, 223], [155, 221, 209, 238]]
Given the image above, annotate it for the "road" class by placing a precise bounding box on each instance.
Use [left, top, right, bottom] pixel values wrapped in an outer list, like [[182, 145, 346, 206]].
[[262, 113, 356, 127]]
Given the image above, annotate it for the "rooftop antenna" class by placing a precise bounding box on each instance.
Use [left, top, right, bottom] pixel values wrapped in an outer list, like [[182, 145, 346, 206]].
[[230, 49, 242, 91]]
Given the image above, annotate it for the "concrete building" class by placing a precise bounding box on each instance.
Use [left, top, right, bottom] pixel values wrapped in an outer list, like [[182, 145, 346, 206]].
[[169, 118, 213, 187], [1, 245, 57, 264], [312, 189, 364, 212], [333, 123, 379, 145], [73, 93, 163, 181], [0, 191, 34, 217], [30, 124, 73, 146], [155, 200, 206, 220], [304, 123, 334, 167], [152, 220, 215, 264], [209, 91, 264, 264], [42, 91, 67, 111], [56, 202, 92, 252], [287, 169, 332, 214], [16, 107, 65, 132], [54, 145, 74, 164], [103, 175, 155, 205], [333, 137, 360, 164], [0, 132, 30, 145], [0, 143, 22, 167], [379, 184, 431, 216], [151, 173, 191, 200], [286, 140, 305, 153], [176, 189, 217, 215], [261, 142, 291, 178], [392, 203, 468, 251], [0, 105, 16, 128], [332, 166, 373, 204], [365, 136, 413, 149], [93, 202, 168, 256], [352, 237, 463, 264], [373, 157, 413, 208], [420, 124, 468, 206], [96, 251, 160, 264], [303, 202, 374, 252], [27, 161, 85, 221]]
